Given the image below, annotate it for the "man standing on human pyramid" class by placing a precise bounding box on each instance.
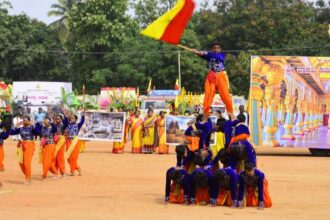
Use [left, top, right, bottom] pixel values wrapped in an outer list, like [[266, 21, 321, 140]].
[[193, 42, 234, 117]]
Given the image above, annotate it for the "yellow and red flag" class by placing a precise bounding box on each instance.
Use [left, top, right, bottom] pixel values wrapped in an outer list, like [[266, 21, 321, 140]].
[[140, 0, 195, 45]]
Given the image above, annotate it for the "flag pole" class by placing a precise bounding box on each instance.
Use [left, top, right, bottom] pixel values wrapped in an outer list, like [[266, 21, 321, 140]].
[[178, 51, 181, 89], [176, 44, 195, 52]]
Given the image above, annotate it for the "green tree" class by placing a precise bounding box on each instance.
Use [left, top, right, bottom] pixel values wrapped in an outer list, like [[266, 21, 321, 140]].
[[66, 0, 134, 93], [48, 0, 79, 44], [0, 1, 68, 83]]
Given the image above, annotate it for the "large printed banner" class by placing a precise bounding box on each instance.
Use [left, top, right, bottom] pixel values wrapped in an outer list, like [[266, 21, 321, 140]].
[[165, 115, 216, 146], [79, 112, 126, 142], [249, 56, 330, 149], [13, 81, 72, 105], [12, 81, 72, 116]]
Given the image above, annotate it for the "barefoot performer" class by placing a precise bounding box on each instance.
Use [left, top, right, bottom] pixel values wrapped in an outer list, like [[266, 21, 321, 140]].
[[193, 42, 234, 116], [54, 114, 68, 177], [65, 113, 85, 176], [10, 116, 37, 184], [36, 118, 59, 180]]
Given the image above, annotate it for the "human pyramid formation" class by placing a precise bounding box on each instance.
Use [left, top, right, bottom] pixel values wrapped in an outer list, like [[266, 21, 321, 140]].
[[164, 113, 272, 209], [0, 108, 85, 186], [164, 42, 272, 209]]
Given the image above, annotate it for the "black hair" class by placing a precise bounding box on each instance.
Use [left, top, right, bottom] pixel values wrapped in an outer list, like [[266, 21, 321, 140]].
[[211, 41, 221, 48], [244, 161, 255, 171], [169, 170, 180, 181], [193, 153, 204, 167], [159, 111, 163, 116], [216, 118, 226, 132], [74, 115, 78, 121], [56, 114, 63, 120], [175, 145, 186, 158], [169, 170, 183, 185], [218, 148, 230, 165], [216, 110, 222, 114], [231, 143, 248, 161], [213, 169, 226, 185], [23, 116, 30, 121], [196, 114, 203, 122], [147, 109, 153, 114], [237, 113, 246, 123], [194, 171, 208, 188]]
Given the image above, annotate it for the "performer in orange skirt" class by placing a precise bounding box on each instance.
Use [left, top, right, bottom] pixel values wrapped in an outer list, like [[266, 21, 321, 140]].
[[189, 168, 212, 205], [129, 110, 144, 154], [0, 127, 10, 172], [194, 42, 233, 116], [155, 111, 169, 154], [238, 161, 272, 209], [65, 113, 85, 176], [36, 118, 59, 180], [54, 114, 68, 177], [164, 167, 190, 204], [10, 116, 36, 184], [210, 168, 238, 207]]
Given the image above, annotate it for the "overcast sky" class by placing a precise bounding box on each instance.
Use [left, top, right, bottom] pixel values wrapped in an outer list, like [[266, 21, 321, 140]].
[[7, 0, 207, 24]]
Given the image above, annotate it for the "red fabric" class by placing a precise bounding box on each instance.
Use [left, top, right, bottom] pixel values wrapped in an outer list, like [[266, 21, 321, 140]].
[[160, 0, 196, 44], [169, 183, 185, 204], [195, 187, 210, 204], [217, 189, 233, 206], [207, 71, 216, 83]]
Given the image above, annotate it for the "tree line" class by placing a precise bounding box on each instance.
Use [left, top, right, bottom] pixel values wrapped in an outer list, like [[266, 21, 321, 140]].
[[0, 0, 329, 98]]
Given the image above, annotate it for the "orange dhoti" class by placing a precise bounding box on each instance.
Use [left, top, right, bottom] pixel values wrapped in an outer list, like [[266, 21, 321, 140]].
[[42, 143, 58, 178], [0, 145, 4, 171], [66, 138, 81, 174], [55, 136, 66, 175], [195, 187, 210, 205], [19, 141, 35, 180], [217, 189, 233, 206], [203, 71, 233, 114], [246, 179, 272, 208], [169, 183, 185, 204]]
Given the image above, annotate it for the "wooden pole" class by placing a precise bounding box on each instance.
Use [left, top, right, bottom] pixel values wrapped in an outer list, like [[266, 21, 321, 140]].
[[176, 44, 195, 52]]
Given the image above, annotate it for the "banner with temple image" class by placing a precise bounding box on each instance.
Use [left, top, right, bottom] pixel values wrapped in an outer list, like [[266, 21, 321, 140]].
[[79, 112, 126, 142], [165, 115, 216, 146], [249, 56, 330, 149]]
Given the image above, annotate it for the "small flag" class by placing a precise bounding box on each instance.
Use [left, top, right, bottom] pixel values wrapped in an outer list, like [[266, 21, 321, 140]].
[[140, 0, 195, 45], [147, 78, 152, 93], [174, 79, 180, 90]]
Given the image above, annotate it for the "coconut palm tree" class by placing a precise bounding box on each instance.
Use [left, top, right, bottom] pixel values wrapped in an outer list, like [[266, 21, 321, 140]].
[[48, 0, 79, 43]]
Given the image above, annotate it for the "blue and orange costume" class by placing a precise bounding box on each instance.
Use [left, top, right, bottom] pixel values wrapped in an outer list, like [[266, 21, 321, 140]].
[[199, 52, 233, 115], [165, 167, 190, 204], [238, 169, 272, 208], [210, 167, 238, 206]]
